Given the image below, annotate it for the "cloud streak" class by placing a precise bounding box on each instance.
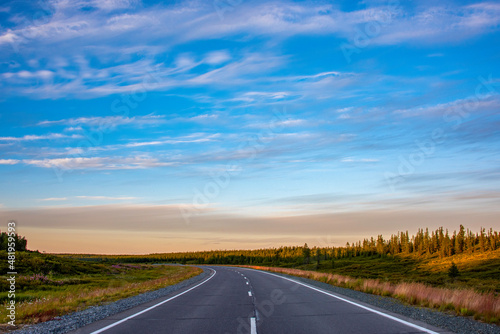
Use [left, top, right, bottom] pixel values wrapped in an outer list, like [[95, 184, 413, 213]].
[[1, 2, 498, 99], [0, 133, 83, 141], [1, 202, 498, 253], [0, 159, 20, 165], [24, 156, 174, 170], [75, 196, 137, 200], [37, 114, 166, 127], [0, 0, 498, 254]]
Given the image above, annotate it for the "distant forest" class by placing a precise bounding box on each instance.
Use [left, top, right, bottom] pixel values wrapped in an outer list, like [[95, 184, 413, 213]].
[[72, 225, 500, 266]]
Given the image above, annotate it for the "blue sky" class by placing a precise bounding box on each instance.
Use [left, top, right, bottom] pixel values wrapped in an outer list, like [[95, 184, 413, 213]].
[[0, 0, 499, 253]]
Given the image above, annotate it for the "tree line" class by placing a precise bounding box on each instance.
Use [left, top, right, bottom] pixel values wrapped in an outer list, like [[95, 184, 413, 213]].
[[0, 231, 27, 251], [74, 225, 499, 266]]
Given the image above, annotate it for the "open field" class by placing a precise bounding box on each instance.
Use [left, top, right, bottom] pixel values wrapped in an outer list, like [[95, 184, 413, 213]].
[[294, 249, 500, 293], [5, 226, 498, 327], [65, 242, 500, 294], [0, 251, 201, 328], [238, 252, 500, 324], [59, 248, 500, 324]]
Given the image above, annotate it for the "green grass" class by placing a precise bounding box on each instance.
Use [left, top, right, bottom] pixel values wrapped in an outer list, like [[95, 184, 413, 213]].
[[245, 265, 500, 325], [0, 251, 202, 328], [238, 250, 500, 324], [6, 247, 496, 327], [290, 249, 500, 293]]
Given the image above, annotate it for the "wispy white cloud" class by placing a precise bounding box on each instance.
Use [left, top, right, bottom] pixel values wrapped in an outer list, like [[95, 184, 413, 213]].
[[16, 130, 353, 170], [245, 118, 306, 129], [2, 70, 54, 80], [3, 1, 495, 52], [341, 157, 379, 163], [0, 159, 20, 165], [38, 114, 165, 127], [1, 49, 288, 99], [37, 195, 136, 201], [225, 71, 357, 106], [123, 136, 217, 147], [284, 71, 345, 81], [233, 91, 292, 103], [186, 114, 218, 122], [23, 156, 174, 170], [64, 126, 83, 132], [0, 133, 83, 141], [393, 94, 500, 117], [371, 4, 500, 45], [85, 133, 220, 152], [37, 197, 68, 201], [0, 31, 17, 45], [203, 50, 231, 65], [76, 195, 137, 200], [187, 53, 285, 86]]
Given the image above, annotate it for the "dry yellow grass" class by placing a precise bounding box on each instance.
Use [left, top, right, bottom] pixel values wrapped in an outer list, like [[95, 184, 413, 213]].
[[245, 266, 500, 323], [1, 265, 202, 327], [423, 249, 500, 272]]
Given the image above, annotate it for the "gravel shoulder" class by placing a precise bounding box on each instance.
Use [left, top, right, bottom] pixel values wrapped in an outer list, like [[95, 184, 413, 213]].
[[10, 266, 500, 334], [11, 267, 210, 334], [260, 269, 500, 334]]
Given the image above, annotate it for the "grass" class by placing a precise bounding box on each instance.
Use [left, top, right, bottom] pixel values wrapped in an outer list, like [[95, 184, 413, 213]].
[[240, 256, 500, 324], [0, 251, 201, 330], [292, 249, 500, 294], [4, 247, 497, 328]]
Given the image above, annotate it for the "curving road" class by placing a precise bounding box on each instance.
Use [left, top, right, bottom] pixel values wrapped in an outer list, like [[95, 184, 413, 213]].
[[70, 266, 453, 334]]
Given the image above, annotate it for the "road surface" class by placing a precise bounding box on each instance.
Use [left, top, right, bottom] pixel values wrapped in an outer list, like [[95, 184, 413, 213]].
[[71, 266, 452, 334]]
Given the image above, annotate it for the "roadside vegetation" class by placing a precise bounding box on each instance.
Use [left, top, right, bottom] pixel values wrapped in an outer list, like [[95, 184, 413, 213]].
[[3, 225, 498, 326], [0, 248, 201, 328], [245, 261, 500, 324], [63, 225, 500, 324], [68, 225, 500, 271]]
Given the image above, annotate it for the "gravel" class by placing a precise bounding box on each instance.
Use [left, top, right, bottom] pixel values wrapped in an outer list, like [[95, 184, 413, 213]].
[[12, 268, 211, 334], [265, 270, 500, 334], [10, 267, 500, 334]]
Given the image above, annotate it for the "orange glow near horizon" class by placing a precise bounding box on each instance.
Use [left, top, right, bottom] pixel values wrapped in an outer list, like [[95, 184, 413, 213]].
[[5, 204, 499, 254]]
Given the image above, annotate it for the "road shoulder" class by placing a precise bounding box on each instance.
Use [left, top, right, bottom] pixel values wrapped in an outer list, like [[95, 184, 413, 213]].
[[12, 266, 210, 334], [241, 267, 499, 334]]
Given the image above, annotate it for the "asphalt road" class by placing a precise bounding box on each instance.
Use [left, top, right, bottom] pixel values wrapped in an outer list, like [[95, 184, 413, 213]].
[[70, 266, 453, 334]]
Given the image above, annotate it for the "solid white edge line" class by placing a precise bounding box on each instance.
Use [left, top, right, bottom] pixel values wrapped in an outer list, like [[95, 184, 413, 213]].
[[246, 269, 440, 334], [250, 317, 257, 334], [90, 269, 216, 334]]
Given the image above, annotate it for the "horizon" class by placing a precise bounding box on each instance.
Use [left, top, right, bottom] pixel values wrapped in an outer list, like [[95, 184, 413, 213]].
[[1, 0, 499, 254], [15, 222, 497, 256], [22, 223, 497, 255]]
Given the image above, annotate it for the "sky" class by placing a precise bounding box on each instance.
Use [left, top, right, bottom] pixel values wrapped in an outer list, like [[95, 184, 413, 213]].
[[0, 0, 499, 254]]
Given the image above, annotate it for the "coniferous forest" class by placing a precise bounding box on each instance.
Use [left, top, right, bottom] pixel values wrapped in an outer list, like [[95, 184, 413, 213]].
[[70, 225, 500, 266], [3, 225, 500, 325]]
